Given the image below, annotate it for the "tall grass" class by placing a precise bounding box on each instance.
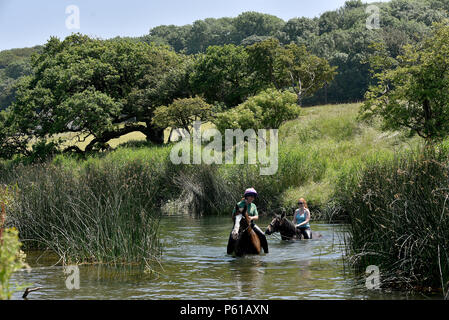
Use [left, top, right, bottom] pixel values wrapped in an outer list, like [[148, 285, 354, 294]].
[[335, 147, 449, 294], [1, 145, 183, 269]]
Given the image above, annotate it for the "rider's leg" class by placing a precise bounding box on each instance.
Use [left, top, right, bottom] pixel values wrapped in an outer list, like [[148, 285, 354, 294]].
[[251, 222, 269, 253], [299, 227, 312, 239]]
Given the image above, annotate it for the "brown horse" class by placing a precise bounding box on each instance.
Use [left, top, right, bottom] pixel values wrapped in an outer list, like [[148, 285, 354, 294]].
[[265, 212, 322, 240], [227, 204, 268, 256]]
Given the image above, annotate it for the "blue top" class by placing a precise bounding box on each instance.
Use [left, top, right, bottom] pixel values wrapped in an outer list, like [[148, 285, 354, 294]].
[[294, 209, 310, 228]]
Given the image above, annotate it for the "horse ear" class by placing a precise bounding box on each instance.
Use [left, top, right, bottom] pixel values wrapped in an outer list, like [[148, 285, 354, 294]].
[[281, 212, 286, 219]]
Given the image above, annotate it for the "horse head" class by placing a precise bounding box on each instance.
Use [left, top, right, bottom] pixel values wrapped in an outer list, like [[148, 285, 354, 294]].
[[266, 212, 304, 240], [231, 203, 249, 240], [265, 212, 286, 235]]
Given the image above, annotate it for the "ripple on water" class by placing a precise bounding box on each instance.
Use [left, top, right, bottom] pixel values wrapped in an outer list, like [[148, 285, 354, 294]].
[[9, 216, 439, 300]]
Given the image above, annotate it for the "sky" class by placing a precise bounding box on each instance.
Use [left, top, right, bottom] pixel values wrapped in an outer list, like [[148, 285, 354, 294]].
[[0, 0, 389, 51]]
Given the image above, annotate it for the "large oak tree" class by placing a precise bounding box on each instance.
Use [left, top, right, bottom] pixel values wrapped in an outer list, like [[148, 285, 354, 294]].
[[1, 34, 189, 156]]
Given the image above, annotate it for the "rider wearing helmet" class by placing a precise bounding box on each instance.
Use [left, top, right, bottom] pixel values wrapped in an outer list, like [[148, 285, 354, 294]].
[[232, 187, 268, 253]]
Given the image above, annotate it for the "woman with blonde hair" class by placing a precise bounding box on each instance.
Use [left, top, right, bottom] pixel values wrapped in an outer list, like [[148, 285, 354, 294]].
[[292, 198, 312, 239]]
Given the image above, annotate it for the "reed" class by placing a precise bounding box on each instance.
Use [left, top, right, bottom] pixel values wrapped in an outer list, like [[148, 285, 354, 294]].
[[2, 154, 180, 268], [335, 147, 449, 294]]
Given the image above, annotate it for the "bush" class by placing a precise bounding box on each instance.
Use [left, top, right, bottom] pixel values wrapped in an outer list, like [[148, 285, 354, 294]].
[[0, 227, 29, 300], [214, 88, 301, 133]]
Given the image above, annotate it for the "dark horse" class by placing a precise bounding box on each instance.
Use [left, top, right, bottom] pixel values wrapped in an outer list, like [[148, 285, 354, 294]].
[[265, 212, 322, 240], [227, 204, 269, 256]]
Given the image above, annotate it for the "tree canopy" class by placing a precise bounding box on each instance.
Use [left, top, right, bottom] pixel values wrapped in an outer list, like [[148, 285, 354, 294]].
[[1, 34, 188, 156], [214, 88, 301, 133], [361, 21, 449, 143], [1, 1, 449, 111]]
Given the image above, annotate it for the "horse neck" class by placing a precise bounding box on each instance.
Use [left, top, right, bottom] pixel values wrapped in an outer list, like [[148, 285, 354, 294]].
[[233, 206, 250, 234], [280, 218, 297, 237]]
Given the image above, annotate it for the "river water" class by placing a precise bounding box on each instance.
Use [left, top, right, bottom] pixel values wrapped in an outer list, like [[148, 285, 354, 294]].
[[10, 215, 439, 300]]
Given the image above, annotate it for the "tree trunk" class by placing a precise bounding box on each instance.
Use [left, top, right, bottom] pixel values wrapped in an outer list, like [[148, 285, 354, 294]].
[[297, 92, 303, 107], [324, 82, 328, 105], [144, 121, 165, 145], [423, 98, 432, 138]]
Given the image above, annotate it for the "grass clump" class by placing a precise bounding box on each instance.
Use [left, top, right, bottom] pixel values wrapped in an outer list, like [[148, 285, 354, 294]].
[[1, 154, 180, 269], [335, 147, 449, 295]]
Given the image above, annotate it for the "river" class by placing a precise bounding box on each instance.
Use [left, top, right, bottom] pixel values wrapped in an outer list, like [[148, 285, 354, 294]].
[[10, 215, 439, 299]]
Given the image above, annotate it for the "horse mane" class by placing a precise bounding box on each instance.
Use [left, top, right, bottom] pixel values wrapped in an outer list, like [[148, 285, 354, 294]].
[[282, 217, 296, 231], [280, 215, 300, 238]]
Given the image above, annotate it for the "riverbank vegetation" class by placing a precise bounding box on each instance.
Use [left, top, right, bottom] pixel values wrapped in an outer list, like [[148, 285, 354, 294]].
[[337, 20, 449, 295], [336, 147, 449, 295], [1, 186, 30, 300]]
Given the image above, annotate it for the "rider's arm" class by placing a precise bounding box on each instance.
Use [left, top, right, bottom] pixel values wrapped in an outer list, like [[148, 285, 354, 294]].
[[250, 206, 259, 221], [293, 210, 299, 227]]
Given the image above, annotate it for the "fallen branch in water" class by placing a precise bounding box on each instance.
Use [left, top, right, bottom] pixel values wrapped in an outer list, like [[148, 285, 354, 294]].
[[22, 287, 43, 299]]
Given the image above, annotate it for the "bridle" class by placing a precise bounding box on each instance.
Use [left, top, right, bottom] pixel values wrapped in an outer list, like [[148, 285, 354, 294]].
[[267, 216, 281, 234]]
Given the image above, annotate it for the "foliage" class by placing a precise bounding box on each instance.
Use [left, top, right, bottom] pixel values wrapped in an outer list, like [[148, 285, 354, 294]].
[[0, 46, 40, 111], [152, 96, 213, 132], [139, 1, 448, 106], [274, 43, 337, 105], [0, 34, 188, 159], [361, 21, 449, 143], [0, 184, 29, 300], [214, 89, 300, 133], [190, 44, 253, 107], [245, 38, 283, 90], [0, 227, 29, 300], [335, 147, 449, 293]]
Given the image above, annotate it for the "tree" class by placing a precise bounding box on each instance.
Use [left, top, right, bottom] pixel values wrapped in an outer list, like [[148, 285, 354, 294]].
[[186, 18, 235, 53], [232, 12, 285, 45], [245, 38, 281, 90], [281, 17, 319, 44], [190, 44, 253, 108], [275, 44, 337, 105], [361, 21, 449, 143], [0, 34, 187, 157], [144, 24, 191, 52], [152, 96, 213, 133], [214, 89, 300, 133]]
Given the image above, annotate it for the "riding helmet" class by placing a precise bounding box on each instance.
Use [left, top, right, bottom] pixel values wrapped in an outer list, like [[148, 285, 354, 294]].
[[244, 187, 258, 198]]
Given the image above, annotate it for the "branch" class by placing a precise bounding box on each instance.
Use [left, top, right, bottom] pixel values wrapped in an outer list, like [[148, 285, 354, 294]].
[[84, 124, 149, 152], [23, 287, 43, 299]]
